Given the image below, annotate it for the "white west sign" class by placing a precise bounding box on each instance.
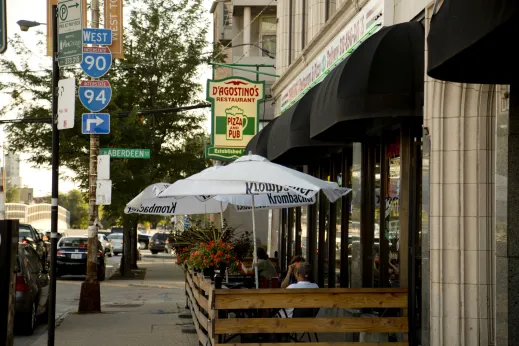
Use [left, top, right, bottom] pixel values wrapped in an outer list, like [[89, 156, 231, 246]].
[[279, 0, 385, 114]]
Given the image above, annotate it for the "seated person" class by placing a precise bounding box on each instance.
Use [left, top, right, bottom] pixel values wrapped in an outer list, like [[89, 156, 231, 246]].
[[241, 248, 277, 279], [278, 263, 319, 318], [281, 255, 305, 288]]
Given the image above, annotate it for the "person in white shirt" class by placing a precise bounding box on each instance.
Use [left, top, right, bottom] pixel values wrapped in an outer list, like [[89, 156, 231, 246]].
[[278, 262, 319, 318]]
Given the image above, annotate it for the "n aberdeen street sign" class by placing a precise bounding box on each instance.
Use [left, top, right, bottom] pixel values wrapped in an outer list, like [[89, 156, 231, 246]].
[[100, 148, 151, 159], [58, 0, 83, 67]]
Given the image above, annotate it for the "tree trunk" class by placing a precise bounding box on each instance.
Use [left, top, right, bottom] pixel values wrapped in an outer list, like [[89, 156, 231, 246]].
[[120, 214, 133, 277], [130, 219, 138, 269]]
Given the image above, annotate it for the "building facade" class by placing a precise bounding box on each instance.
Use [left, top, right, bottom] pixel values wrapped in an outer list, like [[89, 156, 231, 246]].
[[4, 152, 21, 189], [210, 0, 277, 123], [240, 0, 516, 345]]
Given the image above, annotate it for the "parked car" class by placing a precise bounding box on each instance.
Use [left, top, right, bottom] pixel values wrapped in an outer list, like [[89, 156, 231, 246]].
[[98, 234, 113, 257], [15, 244, 50, 335], [149, 232, 169, 255], [107, 233, 123, 256], [137, 231, 152, 250], [19, 224, 48, 268], [112, 227, 151, 250], [44, 229, 67, 242], [56, 236, 106, 281], [98, 230, 111, 238]]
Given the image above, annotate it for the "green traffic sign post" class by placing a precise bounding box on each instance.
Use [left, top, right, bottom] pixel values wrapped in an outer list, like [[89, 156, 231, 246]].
[[58, 0, 83, 66], [100, 148, 151, 159], [0, 0, 6, 54]]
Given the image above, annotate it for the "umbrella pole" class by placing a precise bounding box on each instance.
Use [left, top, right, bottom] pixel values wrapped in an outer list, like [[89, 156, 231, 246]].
[[252, 194, 259, 289], [220, 201, 224, 229]]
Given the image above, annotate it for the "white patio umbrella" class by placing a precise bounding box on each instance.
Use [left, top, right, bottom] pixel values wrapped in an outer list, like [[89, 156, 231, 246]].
[[158, 154, 352, 288], [124, 183, 229, 218]]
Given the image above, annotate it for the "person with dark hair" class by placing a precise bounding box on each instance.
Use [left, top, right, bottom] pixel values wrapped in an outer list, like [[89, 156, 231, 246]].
[[241, 247, 277, 279], [277, 262, 319, 318], [281, 255, 305, 288]]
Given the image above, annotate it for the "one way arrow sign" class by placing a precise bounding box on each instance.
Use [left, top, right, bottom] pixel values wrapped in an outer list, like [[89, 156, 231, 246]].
[[86, 115, 104, 131], [82, 113, 110, 134]]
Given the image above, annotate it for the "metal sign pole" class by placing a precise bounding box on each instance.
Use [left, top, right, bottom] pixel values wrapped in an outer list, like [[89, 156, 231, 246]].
[[48, 4, 60, 345]]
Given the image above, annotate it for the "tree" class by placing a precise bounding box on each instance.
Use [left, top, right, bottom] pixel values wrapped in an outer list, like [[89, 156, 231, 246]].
[[59, 190, 89, 229], [0, 0, 216, 275], [5, 186, 20, 203]]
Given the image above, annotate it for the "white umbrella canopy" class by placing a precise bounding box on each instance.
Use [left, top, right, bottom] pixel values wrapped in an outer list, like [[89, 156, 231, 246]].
[[159, 154, 350, 203], [124, 183, 229, 215]]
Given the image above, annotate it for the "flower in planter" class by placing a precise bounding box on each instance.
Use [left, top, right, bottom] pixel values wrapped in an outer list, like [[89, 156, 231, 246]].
[[187, 240, 238, 271], [176, 247, 190, 265]]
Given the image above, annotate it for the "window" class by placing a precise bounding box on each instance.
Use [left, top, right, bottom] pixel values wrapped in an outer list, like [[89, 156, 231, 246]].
[[261, 17, 277, 57], [152, 233, 168, 241], [223, 2, 232, 27]]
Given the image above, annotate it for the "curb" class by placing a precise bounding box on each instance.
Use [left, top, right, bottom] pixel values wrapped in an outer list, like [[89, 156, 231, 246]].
[[29, 309, 71, 345], [55, 309, 71, 327], [127, 283, 176, 289]]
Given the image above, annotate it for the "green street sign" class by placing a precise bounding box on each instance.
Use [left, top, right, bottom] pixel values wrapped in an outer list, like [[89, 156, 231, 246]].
[[0, 0, 6, 54], [58, 0, 83, 67], [100, 148, 151, 159]]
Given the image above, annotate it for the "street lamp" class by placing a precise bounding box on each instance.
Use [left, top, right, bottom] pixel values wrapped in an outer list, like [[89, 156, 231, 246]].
[[18, 9, 59, 346], [16, 20, 46, 32]]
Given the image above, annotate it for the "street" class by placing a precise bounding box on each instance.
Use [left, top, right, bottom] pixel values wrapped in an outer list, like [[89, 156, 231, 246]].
[[14, 250, 184, 346]]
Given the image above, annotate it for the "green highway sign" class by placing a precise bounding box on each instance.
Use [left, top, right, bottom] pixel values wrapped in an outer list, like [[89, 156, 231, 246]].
[[0, 0, 6, 54], [58, 0, 83, 66], [101, 148, 151, 159]]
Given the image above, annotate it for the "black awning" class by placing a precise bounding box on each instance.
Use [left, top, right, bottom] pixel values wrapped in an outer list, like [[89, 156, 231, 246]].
[[268, 84, 343, 165], [427, 0, 519, 84], [310, 21, 424, 141], [244, 117, 278, 157]]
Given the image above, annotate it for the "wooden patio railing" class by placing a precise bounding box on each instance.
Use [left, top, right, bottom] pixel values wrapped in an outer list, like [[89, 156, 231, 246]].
[[185, 270, 409, 345]]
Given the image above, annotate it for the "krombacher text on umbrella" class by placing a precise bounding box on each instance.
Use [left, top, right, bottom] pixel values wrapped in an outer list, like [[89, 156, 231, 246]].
[[244, 182, 312, 196]]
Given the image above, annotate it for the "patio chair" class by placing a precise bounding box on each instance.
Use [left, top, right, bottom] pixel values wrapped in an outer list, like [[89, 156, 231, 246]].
[[275, 307, 320, 342], [290, 308, 320, 342]]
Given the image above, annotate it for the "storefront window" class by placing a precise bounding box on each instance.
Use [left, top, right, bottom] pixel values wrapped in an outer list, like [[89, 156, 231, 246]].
[[335, 158, 342, 288], [350, 143, 362, 288], [301, 207, 308, 257], [387, 137, 401, 287]]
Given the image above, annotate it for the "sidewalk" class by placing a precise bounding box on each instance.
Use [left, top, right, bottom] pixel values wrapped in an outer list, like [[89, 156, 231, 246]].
[[33, 255, 197, 346]]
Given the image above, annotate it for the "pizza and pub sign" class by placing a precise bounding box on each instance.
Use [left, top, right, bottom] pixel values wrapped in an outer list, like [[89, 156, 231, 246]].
[[206, 77, 265, 161]]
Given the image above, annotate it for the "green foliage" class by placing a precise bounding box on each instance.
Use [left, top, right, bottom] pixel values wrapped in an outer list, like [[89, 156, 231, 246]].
[[58, 190, 89, 229], [169, 221, 236, 254], [5, 186, 20, 203], [0, 0, 214, 223]]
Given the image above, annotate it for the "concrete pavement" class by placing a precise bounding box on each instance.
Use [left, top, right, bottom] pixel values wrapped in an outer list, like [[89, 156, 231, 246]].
[[15, 251, 197, 346]]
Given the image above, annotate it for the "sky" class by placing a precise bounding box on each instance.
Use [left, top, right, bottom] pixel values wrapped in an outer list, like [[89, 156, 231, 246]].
[[1, 0, 213, 197]]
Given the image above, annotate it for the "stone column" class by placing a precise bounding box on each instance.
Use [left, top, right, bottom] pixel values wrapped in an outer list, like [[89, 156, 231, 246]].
[[243, 7, 252, 57], [307, 0, 326, 42], [293, 0, 304, 57], [277, 0, 291, 74], [425, 79, 496, 346]]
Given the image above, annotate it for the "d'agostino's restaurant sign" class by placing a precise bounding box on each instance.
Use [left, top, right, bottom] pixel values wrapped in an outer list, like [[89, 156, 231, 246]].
[[206, 77, 265, 161], [279, 0, 384, 114]]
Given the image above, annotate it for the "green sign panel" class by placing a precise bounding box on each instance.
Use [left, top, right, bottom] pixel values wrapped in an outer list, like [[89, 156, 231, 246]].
[[58, 0, 83, 67], [206, 76, 265, 161], [100, 148, 151, 159], [0, 0, 6, 54]]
